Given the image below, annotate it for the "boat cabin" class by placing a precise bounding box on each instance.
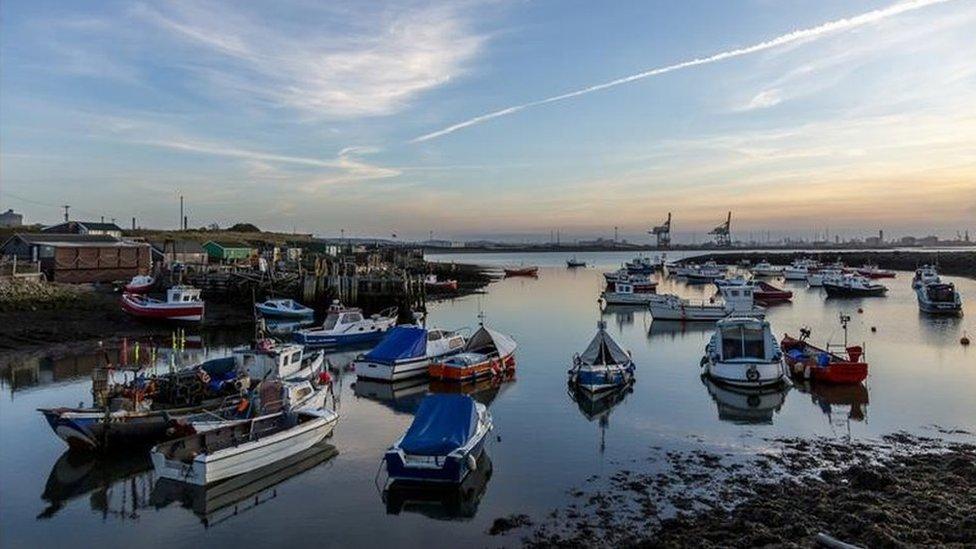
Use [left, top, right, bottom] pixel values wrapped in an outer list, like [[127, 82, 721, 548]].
[[922, 283, 958, 303], [167, 286, 202, 303], [235, 341, 307, 380], [718, 285, 757, 312], [716, 318, 779, 362], [321, 308, 364, 331]]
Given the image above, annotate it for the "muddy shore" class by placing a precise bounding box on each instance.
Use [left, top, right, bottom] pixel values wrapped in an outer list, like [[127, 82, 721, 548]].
[[489, 432, 976, 548], [684, 250, 976, 279]]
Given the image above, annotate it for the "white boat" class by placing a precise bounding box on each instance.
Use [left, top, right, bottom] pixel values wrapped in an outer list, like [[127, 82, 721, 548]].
[[806, 268, 843, 287], [823, 274, 888, 297], [233, 339, 325, 382], [150, 407, 339, 486], [569, 321, 635, 393], [684, 266, 725, 282], [714, 276, 751, 288], [124, 275, 155, 293], [782, 258, 820, 281], [911, 265, 941, 289], [294, 301, 397, 347], [649, 285, 764, 321], [184, 380, 329, 433], [750, 261, 783, 277], [916, 281, 962, 315], [702, 316, 790, 388], [254, 299, 314, 319], [354, 326, 466, 381], [601, 278, 662, 305]]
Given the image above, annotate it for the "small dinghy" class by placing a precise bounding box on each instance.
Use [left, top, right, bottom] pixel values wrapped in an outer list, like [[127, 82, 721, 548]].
[[293, 302, 397, 347], [702, 316, 790, 388], [121, 286, 205, 322], [424, 274, 459, 292], [569, 321, 635, 393], [124, 275, 155, 294], [823, 274, 888, 297], [504, 265, 539, 277], [151, 406, 339, 486], [916, 281, 962, 315], [781, 316, 868, 384], [354, 326, 466, 381], [566, 257, 587, 268], [254, 299, 314, 319], [384, 394, 492, 484], [428, 324, 516, 382]]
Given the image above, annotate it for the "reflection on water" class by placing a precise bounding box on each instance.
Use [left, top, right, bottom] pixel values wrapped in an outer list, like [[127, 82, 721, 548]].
[[647, 320, 715, 341], [568, 383, 634, 454], [701, 376, 791, 425], [600, 305, 646, 330], [383, 452, 493, 520], [39, 450, 154, 521], [794, 381, 870, 429], [353, 378, 429, 414], [151, 443, 338, 527]]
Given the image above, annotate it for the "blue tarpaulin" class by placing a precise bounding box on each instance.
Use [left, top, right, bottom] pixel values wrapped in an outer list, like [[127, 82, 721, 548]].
[[364, 327, 427, 364], [400, 394, 477, 456]]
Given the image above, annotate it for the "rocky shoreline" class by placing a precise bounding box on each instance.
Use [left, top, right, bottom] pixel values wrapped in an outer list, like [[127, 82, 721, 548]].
[[489, 432, 976, 547]]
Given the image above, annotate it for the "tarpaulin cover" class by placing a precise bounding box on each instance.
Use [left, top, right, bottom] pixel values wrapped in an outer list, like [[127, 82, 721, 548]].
[[364, 326, 427, 364], [580, 324, 630, 366], [400, 394, 477, 456]]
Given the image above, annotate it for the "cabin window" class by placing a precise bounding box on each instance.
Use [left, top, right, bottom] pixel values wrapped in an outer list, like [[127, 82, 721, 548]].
[[322, 314, 339, 330], [428, 331, 442, 341], [290, 353, 301, 364], [720, 324, 766, 360], [730, 290, 739, 297], [345, 313, 362, 323]]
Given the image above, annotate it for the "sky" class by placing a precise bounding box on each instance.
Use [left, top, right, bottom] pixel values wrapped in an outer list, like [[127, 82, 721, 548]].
[[1, 0, 974, 243]]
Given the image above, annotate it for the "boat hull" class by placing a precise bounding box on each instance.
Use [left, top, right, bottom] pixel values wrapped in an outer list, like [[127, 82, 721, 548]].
[[294, 328, 389, 348], [355, 356, 435, 382], [601, 292, 663, 305], [649, 302, 735, 321], [569, 364, 635, 393], [704, 358, 790, 388], [823, 285, 887, 297], [917, 299, 962, 315], [428, 353, 515, 382], [385, 425, 490, 484], [121, 294, 204, 322], [254, 305, 314, 319]]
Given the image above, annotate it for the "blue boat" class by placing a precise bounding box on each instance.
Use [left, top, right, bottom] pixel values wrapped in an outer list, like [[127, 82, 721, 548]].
[[254, 299, 314, 319], [293, 302, 397, 347], [384, 394, 492, 484], [569, 322, 635, 393]]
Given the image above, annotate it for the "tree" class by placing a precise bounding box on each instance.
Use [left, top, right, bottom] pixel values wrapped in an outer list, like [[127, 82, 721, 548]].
[[227, 222, 260, 233]]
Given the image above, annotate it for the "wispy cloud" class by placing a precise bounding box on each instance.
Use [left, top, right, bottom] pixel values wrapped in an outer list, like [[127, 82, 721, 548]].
[[411, 0, 955, 142]]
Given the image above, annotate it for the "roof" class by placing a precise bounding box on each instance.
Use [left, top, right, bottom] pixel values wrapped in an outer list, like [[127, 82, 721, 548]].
[[205, 240, 254, 249], [150, 239, 206, 253], [42, 221, 122, 232], [2, 233, 145, 248]]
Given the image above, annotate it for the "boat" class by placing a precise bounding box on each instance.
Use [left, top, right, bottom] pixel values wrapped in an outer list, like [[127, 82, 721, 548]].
[[424, 274, 459, 292], [569, 321, 635, 393], [649, 285, 764, 321], [782, 258, 820, 281], [713, 276, 751, 288], [254, 299, 314, 319], [354, 326, 466, 381], [383, 451, 493, 520], [684, 266, 725, 283], [566, 257, 587, 268], [911, 265, 941, 289], [124, 275, 155, 294], [807, 268, 843, 287], [293, 301, 397, 347], [916, 281, 963, 315], [823, 274, 888, 297], [181, 379, 330, 433], [233, 338, 325, 382], [856, 264, 896, 279], [603, 268, 629, 283], [701, 316, 790, 388], [121, 286, 205, 322], [753, 280, 792, 303], [383, 394, 492, 484], [428, 324, 517, 382], [750, 260, 784, 277], [601, 276, 661, 305], [625, 256, 656, 274], [504, 265, 539, 277], [150, 405, 339, 486], [781, 315, 868, 384]]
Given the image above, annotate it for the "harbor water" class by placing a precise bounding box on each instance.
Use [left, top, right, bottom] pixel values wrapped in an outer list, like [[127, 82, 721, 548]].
[[1, 251, 974, 547]]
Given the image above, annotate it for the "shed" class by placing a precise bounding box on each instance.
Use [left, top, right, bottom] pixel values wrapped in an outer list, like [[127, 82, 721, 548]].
[[203, 240, 255, 262], [150, 239, 209, 266], [1, 233, 151, 283]]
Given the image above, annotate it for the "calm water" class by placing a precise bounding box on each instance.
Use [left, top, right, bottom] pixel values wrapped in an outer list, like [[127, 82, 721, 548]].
[[2, 251, 974, 548]]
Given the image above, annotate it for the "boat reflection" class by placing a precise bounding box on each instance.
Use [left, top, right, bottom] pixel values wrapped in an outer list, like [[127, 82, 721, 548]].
[[599, 304, 646, 329], [567, 382, 634, 453], [383, 451, 493, 520], [428, 371, 515, 408], [794, 381, 869, 425], [151, 442, 338, 527], [353, 378, 429, 414], [701, 375, 791, 425], [38, 450, 154, 520], [647, 320, 714, 341]]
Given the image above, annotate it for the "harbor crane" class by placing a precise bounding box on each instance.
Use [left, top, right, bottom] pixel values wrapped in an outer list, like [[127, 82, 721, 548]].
[[650, 212, 672, 248], [709, 211, 732, 247]]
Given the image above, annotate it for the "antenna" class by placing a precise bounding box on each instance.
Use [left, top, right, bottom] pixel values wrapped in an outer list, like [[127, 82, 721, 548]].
[[839, 313, 851, 347]]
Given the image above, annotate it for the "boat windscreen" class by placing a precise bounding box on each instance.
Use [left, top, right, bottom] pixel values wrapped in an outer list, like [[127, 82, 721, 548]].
[[720, 324, 767, 360], [321, 313, 339, 330]]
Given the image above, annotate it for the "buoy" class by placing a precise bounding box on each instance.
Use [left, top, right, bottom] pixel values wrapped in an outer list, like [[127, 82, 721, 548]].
[[962, 333, 971, 346], [857, 308, 863, 314], [870, 326, 877, 333]]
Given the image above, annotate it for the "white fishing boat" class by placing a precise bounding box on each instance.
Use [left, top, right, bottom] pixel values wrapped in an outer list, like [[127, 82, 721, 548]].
[[233, 339, 324, 382], [293, 301, 397, 347], [150, 406, 339, 486], [649, 285, 764, 321], [823, 274, 888, 297], [601, 277, 661, 305], [713, 276, 751, 288], [911, 265, 941, 289], [806, 268, 843, 287], [569, 322, 635, 393], [684, 266, 725, 282], [354, 326, 466, 381], [916, 281, 962, 315], [750, 261, 783, 277], [701, 316, 790, 388], [121, 286, 205, 322], [782, 258, 820, 281]]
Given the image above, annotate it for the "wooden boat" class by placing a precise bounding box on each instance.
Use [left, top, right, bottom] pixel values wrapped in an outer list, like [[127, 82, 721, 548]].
[[424, 274, 459, 292], [151, 406, 339, 486], [354, 326, 466, 381], [121, 286, 205, 322], [753, 280, 792, 302], [293, 302, 397, 347], [781, 317, 867, 384], [428, 325, 516, 382], [384, 394, 492, 484], [823, 274, 887, 297], [503, 266, 539, 277], [916, 282, 962, 315], [254, 299, 314, 319], [124, 275, 155, 294], [702, 316, 790, 388], [569, 321, 635, 393]]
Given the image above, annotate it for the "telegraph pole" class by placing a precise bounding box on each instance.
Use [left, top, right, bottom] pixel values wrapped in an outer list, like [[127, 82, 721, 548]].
[[179, 195, 184, 231], [62, 205, 70, 222]]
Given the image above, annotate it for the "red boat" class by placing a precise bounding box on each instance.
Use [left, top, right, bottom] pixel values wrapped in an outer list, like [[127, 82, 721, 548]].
[[428, 325, 517, 382], [856, 264, 896, 279], [424, 274, 459, 292], [504, 266, 539, 277], [121, 286, 205, 322], [780, 317, 867, 384], [753, 281, 792, 302], [124, 275, 155, 294]]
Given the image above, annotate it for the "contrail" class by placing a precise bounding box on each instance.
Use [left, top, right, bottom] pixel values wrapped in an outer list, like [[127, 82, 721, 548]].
[[411, 0, 953, 143]]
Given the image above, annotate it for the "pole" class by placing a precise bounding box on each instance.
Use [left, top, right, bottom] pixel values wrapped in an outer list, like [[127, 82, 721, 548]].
[[179, 195, 184, 231]]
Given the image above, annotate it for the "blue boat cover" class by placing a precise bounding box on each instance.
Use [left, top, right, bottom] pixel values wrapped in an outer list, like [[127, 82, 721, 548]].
[[364, 326, 427, 364], [400, 394, 477, 456]]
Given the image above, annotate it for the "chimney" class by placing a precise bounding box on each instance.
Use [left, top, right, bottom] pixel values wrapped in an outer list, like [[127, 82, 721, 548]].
[[132, 217, 136, 230], [101, 215, 105, 223]]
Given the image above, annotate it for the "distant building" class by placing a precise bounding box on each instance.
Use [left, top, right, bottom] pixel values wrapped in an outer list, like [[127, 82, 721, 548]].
[[917, 235, 939, 246], [420, 239, 464, 248], [203, 240, 256, 262], [0, 209, 24, 228], [43, 221, 123, 239], [150, 239, 208, 267], [1, 233, 150, 283]]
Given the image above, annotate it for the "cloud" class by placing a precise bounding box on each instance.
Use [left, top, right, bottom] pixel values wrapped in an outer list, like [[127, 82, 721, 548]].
[[411, 0, 955, 142], [737, 89, 783, 111]]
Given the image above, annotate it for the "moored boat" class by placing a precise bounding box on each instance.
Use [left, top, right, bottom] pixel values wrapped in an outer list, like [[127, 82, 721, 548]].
[[384, 394, 492, 484], [121, 286, 205, 322], [569, 321, 635, 393], [807, 268, 843, 287], [782, 258, 820, 281], [254, 299, 314, 319], [911, 265, 941, 289], [124, 275, 155, 294], [753, 280, 792, 303], [566, 257, 587, 268], [823, 274, 888, 297], [428, 324, 517, 382], [781, 316, 868, 384], [504, 265, 539, 277], [425, 274, 459, 292], [684, 266, 725, 283], [649, 285, 764, 321], [916, 281, 963, 315], [701, 316, 790, 388], [856, 264, 896, 279], [293, 302, 397, 347], [750, 260, 784, 277], [601, 276, 660, 305], [354, 326, 466, 381]]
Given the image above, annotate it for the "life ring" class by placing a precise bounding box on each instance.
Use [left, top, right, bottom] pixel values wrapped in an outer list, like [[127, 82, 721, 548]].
[[746, 366, 759, 382], [197, 370, 211, 384]]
